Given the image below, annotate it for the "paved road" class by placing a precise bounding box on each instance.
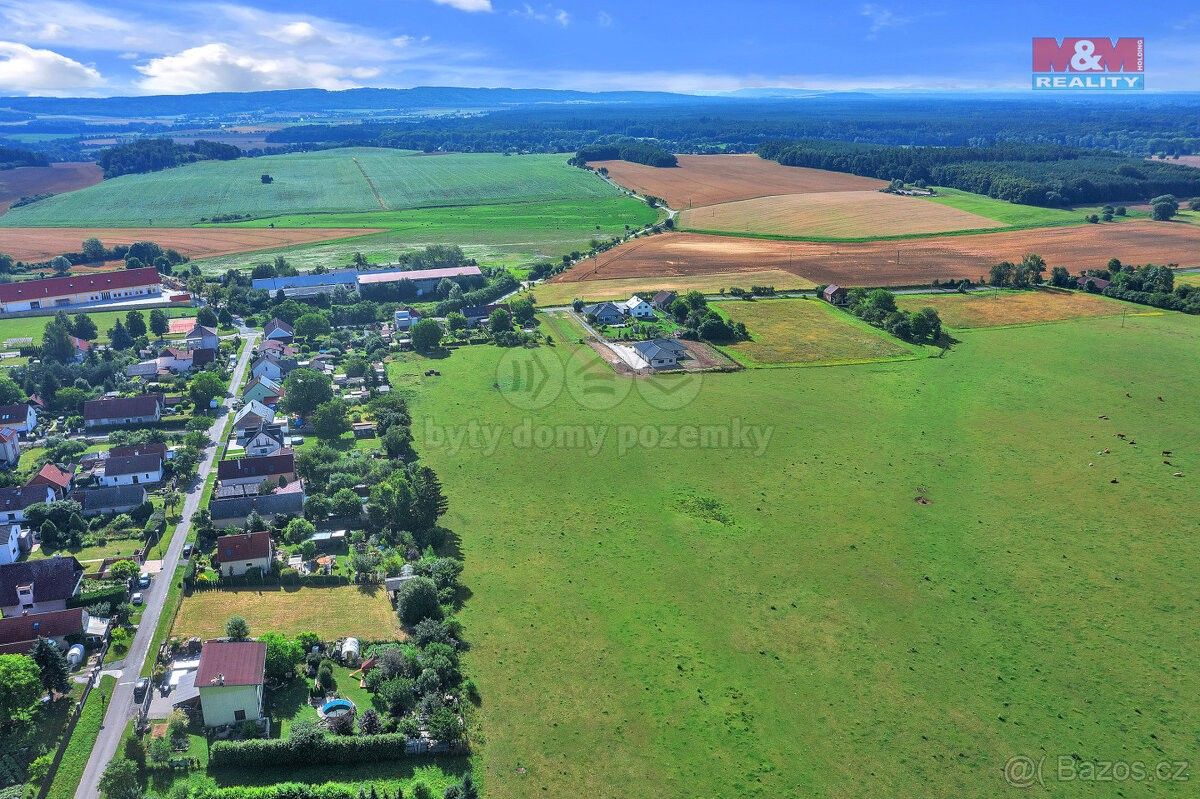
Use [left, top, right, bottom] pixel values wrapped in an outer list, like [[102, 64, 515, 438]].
[[74, 330, 259, 799]]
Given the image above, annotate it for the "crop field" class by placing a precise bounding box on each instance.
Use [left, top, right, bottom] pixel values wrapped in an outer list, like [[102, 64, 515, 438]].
[[1175, 270, 1200, 286], [393, 307, 1200, 799], [172, 584, 402, 640], [895, 288, 1130, 329], [680, 190, 1003, 238], [0, 226, 377, 263], [593, 154, 885, 207], [0, 148, 620, 227], [531, 268, 811, 305], [0, 306, 193, 345], [0, 162, 102, 214], [921, 186, 1134, 228], [559, 224, 1200, 287], [713, 297, 924, 365]]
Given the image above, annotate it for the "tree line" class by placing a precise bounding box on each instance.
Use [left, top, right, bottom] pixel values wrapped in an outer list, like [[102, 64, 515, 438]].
[[97, 138, 242, 178], [571, 138, 677, 168], [0, 145, 48, 170]]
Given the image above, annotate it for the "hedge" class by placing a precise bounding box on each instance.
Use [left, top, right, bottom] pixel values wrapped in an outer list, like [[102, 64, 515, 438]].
[[191, 783, 372, 799], [68, 584, 128, 608], [209, 733, 411, 769]]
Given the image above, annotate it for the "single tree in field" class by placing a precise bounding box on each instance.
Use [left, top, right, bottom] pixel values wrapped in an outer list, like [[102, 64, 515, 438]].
[[225, 616, 250, 640], [81, 237, 105, 262], [410, 319, 443, 354]]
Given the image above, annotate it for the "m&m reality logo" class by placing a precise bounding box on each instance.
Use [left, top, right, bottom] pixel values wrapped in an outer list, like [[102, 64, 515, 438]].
[[1032, 37, 1144, 90]]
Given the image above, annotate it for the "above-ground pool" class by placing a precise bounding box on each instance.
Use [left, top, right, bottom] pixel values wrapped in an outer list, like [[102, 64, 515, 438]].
[[319, 698, 356, 719]]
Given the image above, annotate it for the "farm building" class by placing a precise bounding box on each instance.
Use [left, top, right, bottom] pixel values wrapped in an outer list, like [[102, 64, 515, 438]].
[[0, 404, 36, 435], [0, 267, 162, 313], [631, 339, 688, 369], [83, 394, 162, 429], [194, 640, 267, 727], [0, 556, 83, 616], [72, 485, 148, 517], [0, 485, 56, 523], [356, 265, 483, 296], [251, 266, 482, 299], [211, 530, 274, 577], [822, 285, 848, 305]]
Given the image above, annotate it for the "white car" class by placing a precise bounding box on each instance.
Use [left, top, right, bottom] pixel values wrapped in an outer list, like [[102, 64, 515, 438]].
[[131, 592, 144, 605]]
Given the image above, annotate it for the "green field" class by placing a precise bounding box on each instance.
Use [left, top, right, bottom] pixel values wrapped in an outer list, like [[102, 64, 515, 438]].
[[0, 306, 193, 346], [1, 149, 619, 227], [390, 309, 1200, 799], [920, 186, 1136, 227]]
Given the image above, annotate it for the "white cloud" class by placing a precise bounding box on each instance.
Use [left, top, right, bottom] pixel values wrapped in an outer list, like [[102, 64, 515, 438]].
[[860, 4, 908, 39], [134, 43, 371, 94], [512, 3, 570, 26], [432, 0, 492, 11], [272, 21, 328, 46], [597, 11, 613, 27], [0, 40, 102, 93], [555, 9, 570, 27]]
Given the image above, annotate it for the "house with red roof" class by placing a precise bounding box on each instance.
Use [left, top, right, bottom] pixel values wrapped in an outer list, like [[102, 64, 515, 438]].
[[0, 607, 89, 655], [27, 462, 75, 498], [195, 639, 267, 727], [211, 530, 274, 577], [0, 267, 161, 313]]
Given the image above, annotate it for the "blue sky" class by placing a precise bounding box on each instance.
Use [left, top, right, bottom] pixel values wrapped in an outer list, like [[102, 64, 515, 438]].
[[0, 0, 1197, 96]]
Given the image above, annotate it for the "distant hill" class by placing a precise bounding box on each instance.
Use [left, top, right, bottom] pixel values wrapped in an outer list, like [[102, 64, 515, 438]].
[[0, 86, 707, 119]]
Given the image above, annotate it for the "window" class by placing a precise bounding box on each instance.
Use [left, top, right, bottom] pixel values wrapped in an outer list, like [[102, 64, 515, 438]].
[[234, 709, 246, 721]]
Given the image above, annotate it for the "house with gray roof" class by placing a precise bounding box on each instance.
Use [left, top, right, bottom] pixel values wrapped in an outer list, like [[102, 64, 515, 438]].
[[631, 339, 688, 369], [582, 302, 625, 325]]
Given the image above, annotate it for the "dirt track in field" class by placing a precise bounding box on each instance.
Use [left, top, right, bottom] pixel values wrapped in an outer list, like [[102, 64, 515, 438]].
[[593, 154, 886, 208], [680, 190, 1003, 238], [553, 223, 1200, 287], [0, 226, 382, 262], [0, 162, 103, 214]]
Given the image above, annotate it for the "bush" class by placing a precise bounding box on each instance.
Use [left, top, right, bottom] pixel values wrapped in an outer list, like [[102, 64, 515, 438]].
[[396, 577, 442, 626], [208, 731, 420, 769]]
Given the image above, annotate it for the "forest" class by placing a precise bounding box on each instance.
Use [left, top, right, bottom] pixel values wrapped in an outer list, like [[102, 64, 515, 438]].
[[96, 138, 243, 178], [756, 140, 1200, 206], [572, 138, 677, 167], [0, 145, 48, 170]]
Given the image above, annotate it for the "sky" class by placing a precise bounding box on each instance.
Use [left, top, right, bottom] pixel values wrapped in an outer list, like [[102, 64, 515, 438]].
[[0, 0, 1197, 97]]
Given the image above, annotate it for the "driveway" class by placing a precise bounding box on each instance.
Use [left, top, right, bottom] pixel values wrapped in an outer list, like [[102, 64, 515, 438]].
[[74, 330, 259, 799]]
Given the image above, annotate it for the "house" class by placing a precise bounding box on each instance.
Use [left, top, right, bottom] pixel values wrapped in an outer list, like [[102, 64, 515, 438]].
[[0, 607, 88, 655], [393, 309, 420, 331], [72, 485, 148, 517], [0, 428, 20, 469], [351, 422, 376, 439], [0, 485, 56, 523], [0, 267, 161, 313], [0, 404, 35, 435], [0, 524, 20, 565], [233, 400, 277, 435], [157, 347, 194, 373], [263, 318, 293, 343], [209, 481, 305, 524], [99, 453, 163, 487], [1078, 274, 1112, 291], [242, 422, 286, 457], [460, 304, 499, 326], [110, 442, 169, 460], [619, 295, 657, 319], [83, 395, 162, 429], [211, 531, 274, 578], [652, 290, 677, 311], [821, 285, 848, 305], [27, 462, 74, 498], [250, 353, 298, 383], [242, 375, 283, 407], [125, 360, 161, 379], [582, 302, 625, 325], [67, 336, 91, 362], [195, 640, 267, 727], [258, 339, 297, 357], [216, 452, 295, 488], [631, 338, 688, 369], [185, 325, 220, 350], [0, 556, 84, 616]]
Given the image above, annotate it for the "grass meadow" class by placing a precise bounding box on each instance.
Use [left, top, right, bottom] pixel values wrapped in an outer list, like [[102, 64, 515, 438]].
[[0, 306, 193, 346], [390, 308, 1200, 799], [921, 187, 1141, 227], [895, 288, 1133, 329], [172, 584, 402, 640], [1, 149, 617, 227]]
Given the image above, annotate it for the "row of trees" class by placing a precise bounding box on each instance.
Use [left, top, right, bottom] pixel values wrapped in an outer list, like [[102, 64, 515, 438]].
[[572, 138, 678, 168], [844, 289, 943, 343]]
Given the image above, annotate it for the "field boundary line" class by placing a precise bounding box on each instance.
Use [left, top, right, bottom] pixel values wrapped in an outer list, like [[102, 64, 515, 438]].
[[352, 156, 389, 211]]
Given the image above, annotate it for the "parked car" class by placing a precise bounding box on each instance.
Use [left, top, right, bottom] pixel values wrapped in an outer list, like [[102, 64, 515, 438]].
[[131, 592, 143, 605], [137, 574, 151, 589], [182, 543, 193, 559], [133, 678, 149, 702]]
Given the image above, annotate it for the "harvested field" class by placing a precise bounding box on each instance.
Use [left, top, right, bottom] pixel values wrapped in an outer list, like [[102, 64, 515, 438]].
[[532, 268, 811, 306], [1162, 155, 1200, 169], [895, 289, 1128, 329], [0, 226, 380, 263], [681, 190, 1003, 238], [557, 224, 1200, 288], [593, 154, 885, 208], [0, 162, 102, 214], [172, 584, 401, 640], [714, 298, 921, 365]]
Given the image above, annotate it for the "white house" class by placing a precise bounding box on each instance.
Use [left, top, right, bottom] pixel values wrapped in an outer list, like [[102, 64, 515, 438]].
[[98, 453, 164, 487], [242, 423, 286, 457], [0, 404, 36, 435], [185, 325, 220, 350], [0, 524, 20, 565], [195, 640, 266, 727], [249, 354, 296, 383], [0, 556, 84, 616], [393, 309, 420, 331], [233, 400, 277, 435], [0, 485, 56, 523], [263, 318, 293, 342], [211, 530, 274, 577], [620, 295, 657, 319], [0, 428, 19, 469], [157, 347, 194, 373]]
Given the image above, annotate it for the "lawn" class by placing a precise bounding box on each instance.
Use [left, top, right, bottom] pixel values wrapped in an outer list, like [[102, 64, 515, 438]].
[[712, 297, 924, 366], [172, 584, 401, 640], [0, 306, 193, 346], [895, 288, 1131, 329], [391, 308, 1200, 799], [1, 149, 620, 227], [45, 675, 115, 799], [922, 186, 1145, 227]]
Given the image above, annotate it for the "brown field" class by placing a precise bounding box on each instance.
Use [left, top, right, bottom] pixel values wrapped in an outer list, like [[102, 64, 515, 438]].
[[680, 190, 1003, 238], [0, 226, 380, 262], [0, 162, 102, 214], [555, 223, 1200, 287], [1156, 155, 1200, 169], [593, 154, 885, 208], [895, 289, 1129, 329], [172, 584, 402, 640], [531, 268, 812, 305]]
